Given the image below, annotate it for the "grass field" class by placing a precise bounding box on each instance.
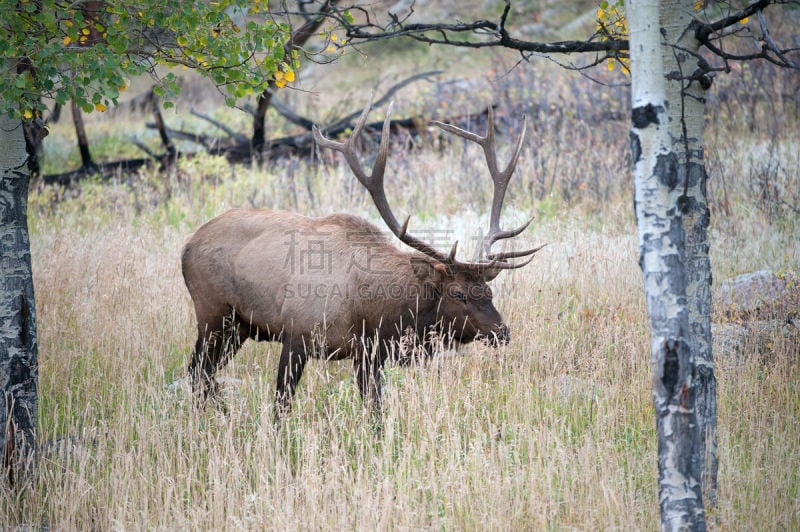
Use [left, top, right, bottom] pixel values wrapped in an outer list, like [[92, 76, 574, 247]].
[[2, 6, 799, 528]]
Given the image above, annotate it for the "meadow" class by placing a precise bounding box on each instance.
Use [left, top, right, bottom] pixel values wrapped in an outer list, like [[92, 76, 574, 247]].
[[2, 31, 799, 529]]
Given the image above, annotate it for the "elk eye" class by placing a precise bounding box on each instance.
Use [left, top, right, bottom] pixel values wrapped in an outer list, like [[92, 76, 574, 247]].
[[454, 291, 467, 303]]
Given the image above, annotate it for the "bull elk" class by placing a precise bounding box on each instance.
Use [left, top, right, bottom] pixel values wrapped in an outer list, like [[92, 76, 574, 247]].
[[181, 101, 543, 417]]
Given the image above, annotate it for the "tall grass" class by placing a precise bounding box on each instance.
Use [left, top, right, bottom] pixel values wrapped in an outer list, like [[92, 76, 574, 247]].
[[3, 57, 799, 529]]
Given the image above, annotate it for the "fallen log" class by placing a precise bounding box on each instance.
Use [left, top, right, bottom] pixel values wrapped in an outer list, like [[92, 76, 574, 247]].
[[40, 157, 156, 186], [39, 108, 491, 185]]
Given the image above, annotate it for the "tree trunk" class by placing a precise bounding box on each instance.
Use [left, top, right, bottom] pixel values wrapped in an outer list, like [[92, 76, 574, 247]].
[[252, 89, 275, 157], [71, 99, 98, 172], [628, 1, 708, 529], [251, 1, 340, 156], [659, 0, 717, 508], [0, 109, 39, 484]]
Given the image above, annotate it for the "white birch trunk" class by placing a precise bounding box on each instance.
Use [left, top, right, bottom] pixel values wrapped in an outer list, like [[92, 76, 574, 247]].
[[627, 1, 708, 529], [659, 0, 717, 508], [0, 106, 39, 483]]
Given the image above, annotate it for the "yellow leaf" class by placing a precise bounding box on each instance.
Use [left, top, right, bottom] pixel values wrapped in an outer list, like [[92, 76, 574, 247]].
[[63, 36, 71, 45], [284, 69, 295, 82], [275, 79, 287, 88], [95, 103, 107, 112], [274, 71, 284, 81], [740, 17, 749, 24], [607, 59, 615, 71], [693, 0, 703, 10], [82, 28, 90, 35], [64, 20, 73, 27], [22, 109, 33, 120]]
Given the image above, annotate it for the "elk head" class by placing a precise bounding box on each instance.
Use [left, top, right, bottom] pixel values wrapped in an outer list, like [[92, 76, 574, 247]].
[[313, 100, 544, 347]]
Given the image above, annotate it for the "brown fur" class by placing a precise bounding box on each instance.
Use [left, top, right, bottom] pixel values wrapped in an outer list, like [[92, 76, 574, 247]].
[[182, 208, 509, 415]]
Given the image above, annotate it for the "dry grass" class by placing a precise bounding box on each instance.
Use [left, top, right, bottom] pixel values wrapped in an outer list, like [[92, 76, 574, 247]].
[[5, 23, 800, 530], [4, 122, 795, 529]]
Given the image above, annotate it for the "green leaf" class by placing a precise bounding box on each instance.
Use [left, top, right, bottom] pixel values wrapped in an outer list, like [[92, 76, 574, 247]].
[[0, 0, 289, 117]]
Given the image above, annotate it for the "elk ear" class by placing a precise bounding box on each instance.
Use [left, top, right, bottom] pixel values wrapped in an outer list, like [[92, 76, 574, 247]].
[[410, 258, 447, 284], [481, 267, 501, 282]]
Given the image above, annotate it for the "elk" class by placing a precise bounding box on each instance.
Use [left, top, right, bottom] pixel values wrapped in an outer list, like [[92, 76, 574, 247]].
[[181, 101, 543, 416]]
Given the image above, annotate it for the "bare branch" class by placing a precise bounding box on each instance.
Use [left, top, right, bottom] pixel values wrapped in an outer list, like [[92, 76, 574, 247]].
[[270, 98, 316, 130], [130, 137, 160, 159], [757, 9, 799, 68], [190, 109, 249, 142], [321, 0, 798, 77], [695, 0, 774, 36], [692, 0, 800, 70], [319, 70, 442, 135], [326, 0, 628, 55]]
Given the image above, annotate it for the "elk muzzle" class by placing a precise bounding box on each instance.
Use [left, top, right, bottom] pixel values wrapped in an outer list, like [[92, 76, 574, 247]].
[[487, 323, 510, 347]]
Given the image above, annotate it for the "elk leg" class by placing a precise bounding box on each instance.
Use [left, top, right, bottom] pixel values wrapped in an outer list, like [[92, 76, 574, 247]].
[[274, 339, 308, 420], [189, 313, 247, 406], [189, 329, 222, 405], [354, 345, 387, 412]]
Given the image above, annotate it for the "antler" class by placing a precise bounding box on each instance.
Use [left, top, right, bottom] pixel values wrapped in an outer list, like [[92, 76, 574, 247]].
[[313, 99, 542, 275], [313, 99, 459, 266], [431, 107, 545, 269]]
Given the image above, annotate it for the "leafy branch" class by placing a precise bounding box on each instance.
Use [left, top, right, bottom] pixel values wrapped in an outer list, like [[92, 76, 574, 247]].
[[0, 0, 293, 119]]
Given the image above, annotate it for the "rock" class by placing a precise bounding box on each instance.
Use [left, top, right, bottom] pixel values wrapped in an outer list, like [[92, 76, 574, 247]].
[[714, 270, 800, 322], [166, 377, 190, 394], [712, 322, 749, 360], [713, 320, 798, 364]]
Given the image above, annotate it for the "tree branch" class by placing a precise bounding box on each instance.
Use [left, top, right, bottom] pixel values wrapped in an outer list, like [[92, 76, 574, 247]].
[[757, 9, 799, 68], [190, 109, 249, 142], [330, 0, 629, 55], [319, 69, 442, 134], [692, 0, 800, 70], [327, 0, 800, 75]]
